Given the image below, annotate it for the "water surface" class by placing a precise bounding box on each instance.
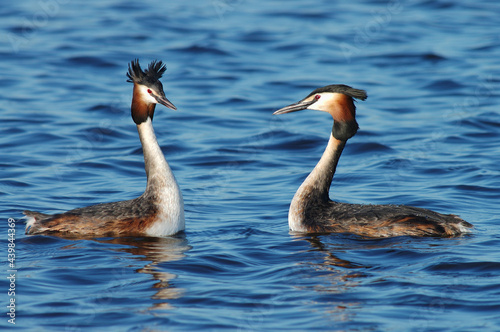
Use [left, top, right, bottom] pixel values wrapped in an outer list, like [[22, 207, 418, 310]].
[[1, 0, 500, 330]]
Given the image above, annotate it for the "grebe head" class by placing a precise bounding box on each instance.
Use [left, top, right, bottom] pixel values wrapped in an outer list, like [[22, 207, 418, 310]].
[[127, 59, 176, 124], [273, 84, 367, 141]]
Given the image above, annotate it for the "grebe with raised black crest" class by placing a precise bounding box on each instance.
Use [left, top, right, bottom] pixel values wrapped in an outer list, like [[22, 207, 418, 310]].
[[24, 59, 184, 237], [273, 84, 472, 238]]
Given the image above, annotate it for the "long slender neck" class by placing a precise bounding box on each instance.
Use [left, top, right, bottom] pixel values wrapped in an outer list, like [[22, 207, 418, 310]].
[[288, 132, 346, 231], [298, 133, 346, 202], [136, 117, 173, 191]]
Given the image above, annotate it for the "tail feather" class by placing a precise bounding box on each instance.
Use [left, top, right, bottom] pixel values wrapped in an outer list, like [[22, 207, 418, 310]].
[[446, 215, 473, 236], [23, 210, 51, 234]]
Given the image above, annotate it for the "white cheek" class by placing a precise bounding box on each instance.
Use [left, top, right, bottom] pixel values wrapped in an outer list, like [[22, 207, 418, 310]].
[[137, 85, 158, 104], [306, 95, 333, 112]]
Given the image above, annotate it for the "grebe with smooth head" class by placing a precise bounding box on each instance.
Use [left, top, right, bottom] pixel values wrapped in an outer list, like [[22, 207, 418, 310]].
[[273, 84, 473, 238], [24, 59, 185, 237]]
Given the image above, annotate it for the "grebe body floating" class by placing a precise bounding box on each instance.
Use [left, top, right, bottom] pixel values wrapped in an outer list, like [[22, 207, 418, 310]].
[[24, 60, 184, 237], [274, 84, 472, 238]]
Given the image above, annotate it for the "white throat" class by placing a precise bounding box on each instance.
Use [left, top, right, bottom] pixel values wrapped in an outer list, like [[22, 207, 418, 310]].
[[288, 133, 343, 232], [137, 118, 185, 236]]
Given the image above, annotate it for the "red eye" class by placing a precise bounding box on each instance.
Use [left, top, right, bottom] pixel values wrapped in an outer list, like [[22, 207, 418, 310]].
[[315, 95, 321, 100], [147, 89, 152, 94]]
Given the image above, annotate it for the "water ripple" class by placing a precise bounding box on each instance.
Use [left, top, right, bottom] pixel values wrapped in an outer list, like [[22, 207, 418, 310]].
[[1, 0, 499, 331]]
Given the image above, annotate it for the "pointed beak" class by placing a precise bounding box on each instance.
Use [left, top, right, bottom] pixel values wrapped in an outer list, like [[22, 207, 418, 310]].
[[154, 93, 177, 110], [273, 99, 316, 115]]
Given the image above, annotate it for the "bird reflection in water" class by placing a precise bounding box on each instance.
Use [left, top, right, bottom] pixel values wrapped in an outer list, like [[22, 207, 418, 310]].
[[292, 235, 369, 323], [97, 235, 191, 310]]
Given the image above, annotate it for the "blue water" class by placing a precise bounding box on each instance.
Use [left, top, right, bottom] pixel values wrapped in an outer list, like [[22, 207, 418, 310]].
[[1, 0, 500, 330]]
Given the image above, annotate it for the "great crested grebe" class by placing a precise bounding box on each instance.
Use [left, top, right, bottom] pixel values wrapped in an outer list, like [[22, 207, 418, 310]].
[[274, 84, 473, 238], [24, 59, 184, 237]]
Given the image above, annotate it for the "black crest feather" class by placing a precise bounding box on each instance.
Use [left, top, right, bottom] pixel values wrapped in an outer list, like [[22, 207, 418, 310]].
[[126, 59, 167, 85], [306, 84, 367, 101]]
